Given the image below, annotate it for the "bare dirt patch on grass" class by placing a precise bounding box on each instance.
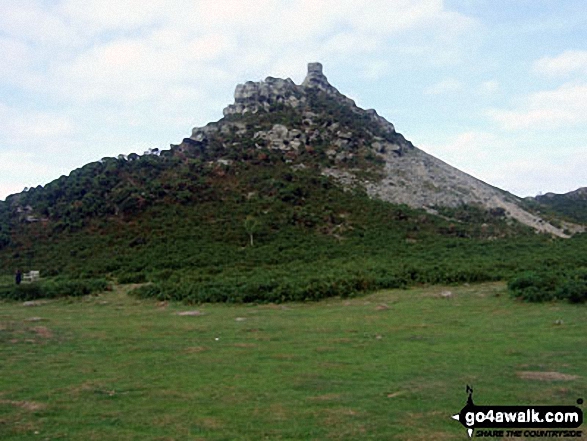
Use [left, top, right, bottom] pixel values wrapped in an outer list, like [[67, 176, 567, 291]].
[[386, 391, 406, 398], [22, 300, 50, 307], [0, 400, 46, 412], [308, 393, 343, 402], [193, 416, 224, 430], [68, 380, 122, 398], [24, 317, 44, 322], [267, 403, 289, 422], [233, 343, 257, 348], [516, 371, 579, 381], [175, 310, 203, 316], [32, 326, 52, 339], [329, 337, 353, 344], [184, 346, 209, 353], [0, 321, 54, 344], [272, 353, 297, 360], [314, 346, 336, 353]]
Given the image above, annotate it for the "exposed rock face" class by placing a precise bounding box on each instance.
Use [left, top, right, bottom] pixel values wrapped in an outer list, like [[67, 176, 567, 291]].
[[179, 63, 575, 236], [301, 62, 338, 94], [254, 124, 306, 151], [223, 77, 303, 116], [364, 148, 571, 236], [218, 63, 398, 146], [223, 62, 376, 121]]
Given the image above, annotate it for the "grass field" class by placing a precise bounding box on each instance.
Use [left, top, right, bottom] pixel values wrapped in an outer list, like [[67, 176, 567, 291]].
[[0, 283, 585, 440]]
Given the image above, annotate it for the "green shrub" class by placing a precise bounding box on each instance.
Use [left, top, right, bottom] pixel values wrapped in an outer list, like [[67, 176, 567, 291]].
[[557, 279, 587, 303], [0, 278, 109, 301], [0, 283, 44, 301], [117, 272, 147, 284], [130, 284, 163, 300], [152, 269, 174, 282], [508, 271, 560, 302], [508, 269, 587, 303], [43, 279, 106, 298], [557, 269, 587, 303]]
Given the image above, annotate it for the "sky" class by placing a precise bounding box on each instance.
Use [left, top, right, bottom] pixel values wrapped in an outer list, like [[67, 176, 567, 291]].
[[1, 0, 586, 201]]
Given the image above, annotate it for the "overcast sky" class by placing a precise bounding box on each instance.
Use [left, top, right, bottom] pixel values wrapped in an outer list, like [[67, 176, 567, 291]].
[[1, 0, 586, 200]]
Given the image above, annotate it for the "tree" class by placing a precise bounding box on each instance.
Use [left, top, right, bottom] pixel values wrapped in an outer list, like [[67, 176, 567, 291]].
[[243, 216, 259, 247]]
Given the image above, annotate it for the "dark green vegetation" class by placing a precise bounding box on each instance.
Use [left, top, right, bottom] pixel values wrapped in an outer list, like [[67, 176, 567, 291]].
[[0, 278, 109, 301], [0, 85, 586, 304], [0, 148, 586, 303], [0, 156, 585, 303], [1, 283, 585, 440], [509, 269, 587, 303], [525, 188, 587, 225]]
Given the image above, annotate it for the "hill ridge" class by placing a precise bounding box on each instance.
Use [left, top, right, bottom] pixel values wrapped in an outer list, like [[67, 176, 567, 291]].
[[0, 62, 583, 243], [180, 62, 573, 236]]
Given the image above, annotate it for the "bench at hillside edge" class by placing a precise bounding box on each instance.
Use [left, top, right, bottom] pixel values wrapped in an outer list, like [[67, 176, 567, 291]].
[[23, 271, 40, 283]]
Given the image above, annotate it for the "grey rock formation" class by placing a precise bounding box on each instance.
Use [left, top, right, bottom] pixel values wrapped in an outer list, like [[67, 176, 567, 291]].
[[223, 77, 302, 116], [363, 147, 570, 236], [220, 63, 397, 139], [180, 63, 578, 236], [301, 62, 338, 94], [223, 63, 361, 117], [366, 109, 395, 134], [253, 124, 307, 151]]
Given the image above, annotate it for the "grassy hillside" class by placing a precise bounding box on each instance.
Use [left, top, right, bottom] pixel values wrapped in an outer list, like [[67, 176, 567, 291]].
[[527, 189, 587, 225], [2, 163, 587, 303], [1, 283, 585, 440], [2, 162, 587, 303], [2, 153, 568, 301]]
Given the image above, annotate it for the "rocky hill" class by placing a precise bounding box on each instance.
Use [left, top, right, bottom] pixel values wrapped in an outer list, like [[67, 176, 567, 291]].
[[1, 63, 581, 244], [1, 63, 586, 302], [177, 62, 571, 237]]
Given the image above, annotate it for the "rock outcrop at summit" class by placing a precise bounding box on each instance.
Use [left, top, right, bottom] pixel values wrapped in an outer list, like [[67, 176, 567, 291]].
[[222, 77, 302, 116], [222, 62, 392, 132], [181, 63, 574, 236], [301, 62, 339, 94]]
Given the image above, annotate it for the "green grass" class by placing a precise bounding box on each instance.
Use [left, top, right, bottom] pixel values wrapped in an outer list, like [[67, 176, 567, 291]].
[[0, 283, 585, 440]]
